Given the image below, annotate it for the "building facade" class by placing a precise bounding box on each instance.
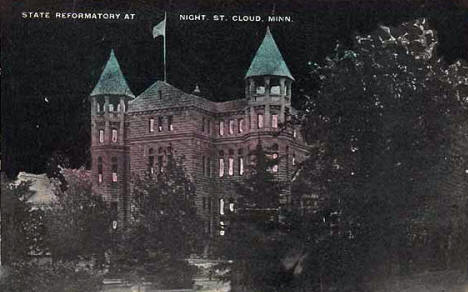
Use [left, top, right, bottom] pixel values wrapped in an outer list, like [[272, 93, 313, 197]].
[[89, 28, 309, 236]]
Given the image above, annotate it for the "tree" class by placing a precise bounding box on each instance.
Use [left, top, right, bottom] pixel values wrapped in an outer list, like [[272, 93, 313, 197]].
[[215, 143, 295, 292], [1, 173, 45, 265], [111, 156, 203, 288], [296, 17, 468, 288], [45, 167, 112, 265]]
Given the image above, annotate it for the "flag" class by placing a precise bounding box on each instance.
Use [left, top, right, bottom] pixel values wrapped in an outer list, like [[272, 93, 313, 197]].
[[153, 18, 166, 38]]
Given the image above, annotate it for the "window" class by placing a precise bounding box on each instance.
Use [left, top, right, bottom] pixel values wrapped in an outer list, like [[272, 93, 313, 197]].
[[149, 118, 155, 132], [239, 156, 244, 176], [272, 153, 279, 173], [112, 128, 118, 143], [99, 129, 104, 143], [219, 158, 225, 177], [96, 103, 101, 112], [148, 148, 154, 174], [229, 199, 235, 212], [238, 118, 244, 133], [220, 221, 225, 236], [293, 128, 297, 139], [158, 147, 164, 173], [97, 157, 103, 183], [257, 114, 264, 129], [292, 153, 296, 166], [109, 104, 114, 112], [219, 198, 225, 215], [228, 157, 234, 176], [111, 157, 118, 182], [202, 117, 206, 132], [117, 104, 121, 112], [229, 120, 234, 135], [168, 116, 174, 131], [158, 117, 163, 132], [207, 158, 212, 177], [272, 114, 278, 128], [219, 120, 224, 136]]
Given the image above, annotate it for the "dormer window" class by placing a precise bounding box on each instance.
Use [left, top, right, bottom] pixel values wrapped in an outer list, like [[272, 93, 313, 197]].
[[109, 104, 114, 112], [255, 78, 266, 95]]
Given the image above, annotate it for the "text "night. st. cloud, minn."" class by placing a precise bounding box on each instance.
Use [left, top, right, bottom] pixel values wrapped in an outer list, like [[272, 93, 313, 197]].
[[179, 14, 292, 22]]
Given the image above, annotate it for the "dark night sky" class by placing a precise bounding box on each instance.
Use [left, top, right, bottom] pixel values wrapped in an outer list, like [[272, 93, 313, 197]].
[[2, 0, 467, 178]]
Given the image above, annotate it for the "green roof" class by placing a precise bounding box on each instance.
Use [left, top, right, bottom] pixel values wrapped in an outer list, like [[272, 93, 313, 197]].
[[90, 49, 135, 97], [245, 27, 294, 80]]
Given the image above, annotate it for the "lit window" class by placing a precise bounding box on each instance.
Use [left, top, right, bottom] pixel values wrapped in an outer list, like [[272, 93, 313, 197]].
[[256, 86, 265, 95], [97, 157, 103, 184], [158, 117, 163, 132], [257, 114, 264, 129], [239, 157, 244, 175], [220, 221, 225, 236], [219, 199, 225, 215], [271, 85, 281, 95], [292, 153, 296, 166], [111, 157, 118, 182], [109, 104, 114, 112], [238, 118, 244, 133], [219, 121, 224, 136], [149, 118, 155, 132], [228, 157, 234, 176], [229, 201, 235, 212], [219, 158, 225, 177], [112, 129, 118, 143], [272, 153, 279, 173], [96, 103, 101, 112], [229, 120, 234, 135], [293, 128, 297, 139], [168, 116, 174, 131], [272, 114, 278, 128], [99, 129, 104, 143], [117, 104, 121, 112]]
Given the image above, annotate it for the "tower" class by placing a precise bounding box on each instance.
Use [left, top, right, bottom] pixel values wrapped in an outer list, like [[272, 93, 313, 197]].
[[89, 49, 134, 223], [245, 27, 294, 130]]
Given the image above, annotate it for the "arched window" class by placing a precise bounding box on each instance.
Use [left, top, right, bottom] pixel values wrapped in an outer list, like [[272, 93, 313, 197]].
[[97, 157, 103, 183], [99, 129, 104, 143], [112, 128, 118, 143], [257, 113, 264, 129], [229, 120, 235, 135], [219, 120, 225, 136], [271, 114, 278, 128], [109, 103, 114, 112], [96, 103, 101, 113], [219, 198, 225, 215], [292, 153, 296, 166], [148, 148, 154, 174], [111, 157, 118, 182], [238, 118, 244, 133], [117, 104, 121, 112]]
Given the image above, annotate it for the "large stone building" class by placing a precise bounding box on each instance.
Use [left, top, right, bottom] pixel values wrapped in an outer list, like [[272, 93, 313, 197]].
[[89, 28, 309, 236]]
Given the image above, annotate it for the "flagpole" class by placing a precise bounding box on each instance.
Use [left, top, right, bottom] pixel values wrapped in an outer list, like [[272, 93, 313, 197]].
[[163, 12, 167, 82]]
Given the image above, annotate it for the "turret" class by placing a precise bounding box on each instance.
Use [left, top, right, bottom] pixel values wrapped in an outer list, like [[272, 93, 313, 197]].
[[89, 49, 134, 223], [244, 27, 294, 129]]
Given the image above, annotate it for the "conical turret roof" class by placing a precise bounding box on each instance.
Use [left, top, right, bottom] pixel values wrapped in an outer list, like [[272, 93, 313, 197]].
[[91, 49, 135, 97], [245, 27, 294, 80]]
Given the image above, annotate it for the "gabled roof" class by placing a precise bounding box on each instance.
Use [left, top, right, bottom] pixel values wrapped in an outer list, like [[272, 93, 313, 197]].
[[90, 49, 135, 97], [245, 27, 294, 81]]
